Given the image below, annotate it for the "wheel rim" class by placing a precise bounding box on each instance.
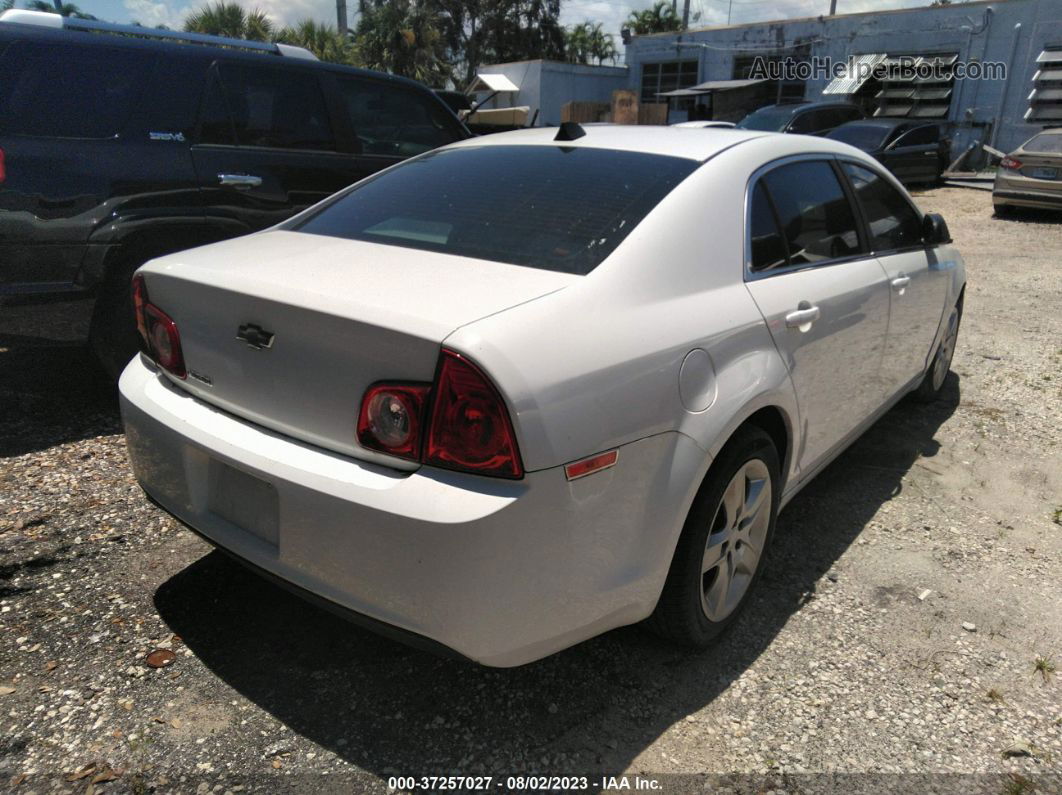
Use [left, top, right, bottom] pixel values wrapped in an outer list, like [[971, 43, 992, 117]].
[[701, 458, 772, 623], [931, 308, 959, 391]]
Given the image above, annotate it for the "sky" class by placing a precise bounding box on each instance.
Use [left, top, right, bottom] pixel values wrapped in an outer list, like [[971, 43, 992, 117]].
[[67, 0, 945, 54]]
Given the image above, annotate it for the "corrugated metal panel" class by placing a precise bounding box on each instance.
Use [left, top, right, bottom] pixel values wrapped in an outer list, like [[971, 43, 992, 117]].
[[1029, 49, 1062, 127], [877, 87, 915, 99], [822, 53, 886, 95], [1036, 49, 1062, 65], [1034, 68, 1062, 82], [1026, 105, 1062, 121], [875, 104, 912, 117], [1030, 88, 1062, 102], [913, 87, 953, 101], [910, 105, 949, 118]]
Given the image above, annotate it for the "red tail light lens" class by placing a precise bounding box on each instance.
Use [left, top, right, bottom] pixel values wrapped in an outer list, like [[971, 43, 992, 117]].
[[0, 147, 6, 183], [131, 273, 186, 379], [1000, 156, 1022, 171], [357, 350, 523, 479], [357, 384, 429, 460], [425, 351, 523, 479]]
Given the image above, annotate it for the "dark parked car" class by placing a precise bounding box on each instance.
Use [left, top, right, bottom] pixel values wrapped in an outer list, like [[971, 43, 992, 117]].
[[735, 101, 865, 137], [827, 119, 951, 186], [0, 9, 469, 375]]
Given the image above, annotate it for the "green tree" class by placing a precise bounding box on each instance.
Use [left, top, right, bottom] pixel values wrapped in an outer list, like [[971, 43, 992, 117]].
[[564, 21, 617, 65], [24, 1, 95, 18], [354, 0, 450, 86], [428, 0, 565, 86], [625, 1, 681, 35], [184, 1, 273, 42], [276, 19, 357, 65], [1, 1, 15, 12]]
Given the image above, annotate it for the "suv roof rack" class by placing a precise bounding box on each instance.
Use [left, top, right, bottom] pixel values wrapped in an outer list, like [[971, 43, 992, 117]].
[[0, 8, 318, 60]]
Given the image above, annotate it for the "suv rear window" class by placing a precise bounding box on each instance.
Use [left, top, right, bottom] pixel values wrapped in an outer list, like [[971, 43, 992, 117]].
[[293, 145, 697, 275], [0, 40, 151, 138]]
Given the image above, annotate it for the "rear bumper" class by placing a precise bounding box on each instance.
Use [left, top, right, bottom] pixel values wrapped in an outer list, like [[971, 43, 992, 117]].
[[992, 177, 1062, 210], [119, 356, 703, 666]]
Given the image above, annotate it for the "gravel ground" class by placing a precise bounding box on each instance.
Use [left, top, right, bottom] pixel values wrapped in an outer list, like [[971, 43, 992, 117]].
[[1, 186, 1061, 794]]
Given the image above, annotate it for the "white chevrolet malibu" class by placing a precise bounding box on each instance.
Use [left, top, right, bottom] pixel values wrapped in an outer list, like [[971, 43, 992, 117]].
[[120, 124, 965, 666]]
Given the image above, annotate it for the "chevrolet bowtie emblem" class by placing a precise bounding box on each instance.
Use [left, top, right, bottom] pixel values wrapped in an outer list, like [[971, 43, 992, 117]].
[[236, 323, 275, 351]]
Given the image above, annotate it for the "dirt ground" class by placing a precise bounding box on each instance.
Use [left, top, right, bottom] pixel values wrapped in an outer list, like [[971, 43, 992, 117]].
[[1, 186, 1060, 794]]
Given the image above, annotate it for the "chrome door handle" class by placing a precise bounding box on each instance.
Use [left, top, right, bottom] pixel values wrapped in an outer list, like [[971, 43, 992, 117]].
[[891, 275, 911, 291], [218, 173, 262, 189], [785, 305, 820, 329]]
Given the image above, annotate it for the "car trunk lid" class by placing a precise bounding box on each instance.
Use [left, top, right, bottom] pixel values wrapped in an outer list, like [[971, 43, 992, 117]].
[[139, 230, 574, 466]]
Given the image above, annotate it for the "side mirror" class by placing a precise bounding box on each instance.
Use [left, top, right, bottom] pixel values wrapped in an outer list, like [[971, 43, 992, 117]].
[[922, 213, 951, 245]]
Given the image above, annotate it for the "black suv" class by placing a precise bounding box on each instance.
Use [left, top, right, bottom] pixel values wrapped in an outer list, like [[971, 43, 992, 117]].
[[0, 10, 469, 375], [735, 101, 865, 137]]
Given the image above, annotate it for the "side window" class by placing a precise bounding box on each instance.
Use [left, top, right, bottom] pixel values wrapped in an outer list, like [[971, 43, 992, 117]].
[[198, 71, 235, 145], [787, 111, 817, 134], [749, 181, 788, 272], [0, 40, 152, 138], [899, 125, 938, 146], [213, 63, 334, 150], [761, 161, 862, 265], [336, 77, 461, 157], [842, 107, 863, 123], [842, 163, 924, 251]]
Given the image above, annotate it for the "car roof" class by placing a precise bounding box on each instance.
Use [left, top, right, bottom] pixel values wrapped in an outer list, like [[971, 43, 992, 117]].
[[835, 118, 909, 130], [445, 124, 816, 162], [753, 101, 858, 116]]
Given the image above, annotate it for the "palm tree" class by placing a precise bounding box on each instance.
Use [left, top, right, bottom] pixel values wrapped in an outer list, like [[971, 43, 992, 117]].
[[625, 1, 681, 35], [276, 20, 356, 65], [565, 21, 617, 65], [1, 1, 15, 12], [354, 0, 451, 86], [24, 1, 95, 18], [184, 1, 273, 42]]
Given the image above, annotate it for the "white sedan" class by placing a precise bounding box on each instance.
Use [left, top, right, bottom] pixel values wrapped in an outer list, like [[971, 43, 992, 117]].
[[119, 124, 965, 666]]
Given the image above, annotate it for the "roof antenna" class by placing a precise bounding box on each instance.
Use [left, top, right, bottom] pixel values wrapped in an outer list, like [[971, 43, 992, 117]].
[[555, 122, 586, 142]]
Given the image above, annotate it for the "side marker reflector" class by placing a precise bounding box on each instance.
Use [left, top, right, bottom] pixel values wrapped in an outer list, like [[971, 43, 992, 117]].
[[565, 449, 618, 481]]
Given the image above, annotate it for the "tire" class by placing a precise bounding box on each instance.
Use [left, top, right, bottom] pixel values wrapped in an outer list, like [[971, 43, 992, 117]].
[[648, 426, 780, 648], [89, 260, 141, 379], [913, 299, 962, 403], [993, 202, 1013, 217]]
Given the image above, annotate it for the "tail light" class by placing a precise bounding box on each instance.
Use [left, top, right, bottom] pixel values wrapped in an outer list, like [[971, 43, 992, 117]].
[[357, 349, 523, 479], [131, 274, 186, 379], [1000, 156, 1022, 171], [0, 147, 6, 183]]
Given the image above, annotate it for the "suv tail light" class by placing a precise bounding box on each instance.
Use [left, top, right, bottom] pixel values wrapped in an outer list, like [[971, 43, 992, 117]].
[[131, 274, 186, 379], [357, 349, 523, 479], [1000, 156, 1022, 171]]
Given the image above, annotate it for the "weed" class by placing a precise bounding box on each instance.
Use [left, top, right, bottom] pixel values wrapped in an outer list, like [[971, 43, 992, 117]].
[[986, 688, 1005, 703], [1034, 655, 1055, 683]]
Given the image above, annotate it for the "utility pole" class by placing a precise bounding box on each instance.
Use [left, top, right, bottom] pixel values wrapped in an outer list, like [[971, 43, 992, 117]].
[[829, 0, 837, 15], [337, 0, 348, 34], [682, 0, 690, 29]]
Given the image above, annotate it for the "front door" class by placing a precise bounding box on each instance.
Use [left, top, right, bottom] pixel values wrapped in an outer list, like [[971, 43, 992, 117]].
[[744, 159, 892, 475], [840, 161, 950, 391]]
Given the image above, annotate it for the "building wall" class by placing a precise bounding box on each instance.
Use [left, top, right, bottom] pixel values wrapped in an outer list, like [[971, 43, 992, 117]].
[[625, 0, 1062, 154], [474, 60, 628, 126]]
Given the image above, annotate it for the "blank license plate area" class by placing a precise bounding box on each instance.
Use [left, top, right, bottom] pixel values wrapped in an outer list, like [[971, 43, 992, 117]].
[[208, 460, 279, 548], [1031, 167, 1058, 180]]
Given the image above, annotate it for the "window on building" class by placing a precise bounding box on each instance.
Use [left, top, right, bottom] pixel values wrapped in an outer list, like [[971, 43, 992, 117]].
[[733, 50, 808, 103], [640, 60, 698, 104], [1027, 47, 1062, 125], [873, 53, 957, 119]]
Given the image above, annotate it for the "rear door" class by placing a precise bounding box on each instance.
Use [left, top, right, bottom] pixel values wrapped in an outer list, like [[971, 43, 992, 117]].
[[743, 158, 892, 475], [189, 60, 370, 237], [840, 161, 949, 392]]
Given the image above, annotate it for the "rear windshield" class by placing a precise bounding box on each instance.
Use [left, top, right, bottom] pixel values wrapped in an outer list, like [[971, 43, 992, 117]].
[[1023, 132, 1062, 154], [293, 145, 698, 274], [736, 105, 796, 132], [0, 40, 151, 138], [827, 124, 890, 151]]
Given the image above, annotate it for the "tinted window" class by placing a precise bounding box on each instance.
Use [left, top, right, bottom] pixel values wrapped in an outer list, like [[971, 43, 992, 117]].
[[843, 163, 924, 252], [827, 124, 891, 151], [897, 125, 939, 146], [736, 105, 797, 132], [214, 63, 333, 150], [294, 146, 697, 275], [338, 77, 462, 157], [787, 111, 819, 134], [0, 41, 151, 138], [749, 181, 788, 271], [761, 161, 861, 265], [198, 71, 235, 145]]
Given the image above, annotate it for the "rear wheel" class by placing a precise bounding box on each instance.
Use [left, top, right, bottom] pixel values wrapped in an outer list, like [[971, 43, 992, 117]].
[[89, 261, 140, 379], [649, 426, 780, 647], [913, 300, 961, 402]]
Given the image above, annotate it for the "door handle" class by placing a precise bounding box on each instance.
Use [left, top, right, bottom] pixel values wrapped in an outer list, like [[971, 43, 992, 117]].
[[218, 173, 263, 189], [891, 275, 911, 291], [785, 305, 820, 330]]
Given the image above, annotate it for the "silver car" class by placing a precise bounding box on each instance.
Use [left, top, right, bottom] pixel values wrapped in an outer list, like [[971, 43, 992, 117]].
[[120, 126, 966, 665]]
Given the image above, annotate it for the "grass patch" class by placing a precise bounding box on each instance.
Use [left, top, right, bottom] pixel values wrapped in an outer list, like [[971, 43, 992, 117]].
[[1034, 655, 1055, 683]]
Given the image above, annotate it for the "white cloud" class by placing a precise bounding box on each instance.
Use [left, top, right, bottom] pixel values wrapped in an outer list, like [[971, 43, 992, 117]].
[[122, 0, 187, 28]]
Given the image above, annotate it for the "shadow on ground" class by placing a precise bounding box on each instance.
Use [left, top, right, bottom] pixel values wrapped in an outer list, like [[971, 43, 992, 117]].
[[154, 376, 961, 777], [0, 342, 118, 457]]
